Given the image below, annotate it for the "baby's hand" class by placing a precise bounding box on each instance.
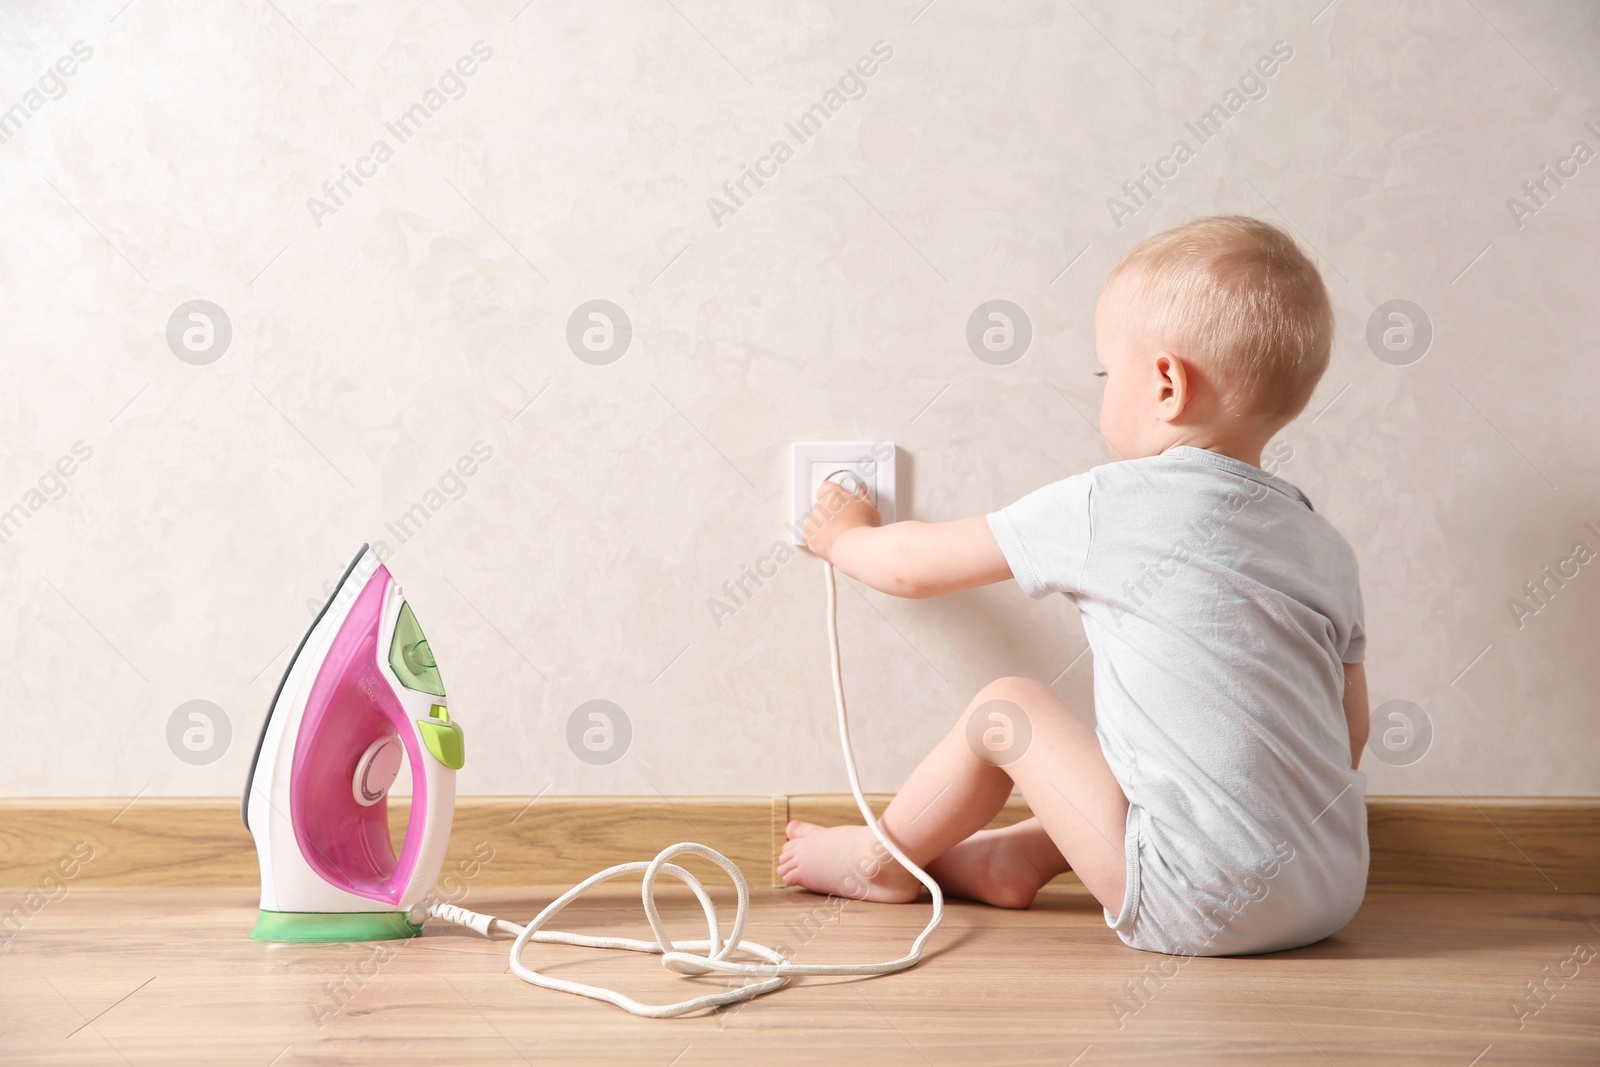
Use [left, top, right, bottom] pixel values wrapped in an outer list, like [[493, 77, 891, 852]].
[[803, 478, 881, 561]]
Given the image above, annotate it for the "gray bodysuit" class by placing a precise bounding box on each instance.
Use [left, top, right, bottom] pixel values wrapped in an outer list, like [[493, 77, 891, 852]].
[[988, 445, 1367, 956]]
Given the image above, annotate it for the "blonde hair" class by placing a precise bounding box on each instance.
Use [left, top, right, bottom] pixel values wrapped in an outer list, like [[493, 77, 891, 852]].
[[1105, 215, 1333, 421]]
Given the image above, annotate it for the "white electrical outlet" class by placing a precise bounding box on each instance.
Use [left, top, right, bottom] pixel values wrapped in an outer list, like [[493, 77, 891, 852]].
[[789, 441, 897, 545]]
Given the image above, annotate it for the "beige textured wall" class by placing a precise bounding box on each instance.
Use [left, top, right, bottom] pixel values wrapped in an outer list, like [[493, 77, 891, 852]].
[[2, 1, 1596, 800]]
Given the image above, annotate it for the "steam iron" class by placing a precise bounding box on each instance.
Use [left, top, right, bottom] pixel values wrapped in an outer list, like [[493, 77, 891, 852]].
[[242, 544, 464, 942]]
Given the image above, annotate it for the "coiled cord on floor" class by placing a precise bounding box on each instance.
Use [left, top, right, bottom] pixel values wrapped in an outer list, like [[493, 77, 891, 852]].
[[426, 560, 945, 1018]]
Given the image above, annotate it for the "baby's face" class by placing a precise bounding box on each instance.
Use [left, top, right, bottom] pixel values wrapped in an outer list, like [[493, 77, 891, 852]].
[[1093, 280, 1166, 459]]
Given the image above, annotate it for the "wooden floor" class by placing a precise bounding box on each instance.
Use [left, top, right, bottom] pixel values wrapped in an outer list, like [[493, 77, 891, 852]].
[[3, 886, 1598, 1065]]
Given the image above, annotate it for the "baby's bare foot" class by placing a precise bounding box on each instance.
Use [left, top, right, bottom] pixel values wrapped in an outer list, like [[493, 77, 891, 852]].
[[777, 820, 921, 903], [926, 827, 1051, 909]]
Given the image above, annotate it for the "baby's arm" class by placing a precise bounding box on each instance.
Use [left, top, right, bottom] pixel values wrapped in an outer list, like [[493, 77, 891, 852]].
[[1343, 662, 1369, 770], [803, 482, 1013, 598]]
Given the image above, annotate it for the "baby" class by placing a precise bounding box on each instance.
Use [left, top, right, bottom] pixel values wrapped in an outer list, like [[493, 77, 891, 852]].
[[783, 215, 1369, 956]]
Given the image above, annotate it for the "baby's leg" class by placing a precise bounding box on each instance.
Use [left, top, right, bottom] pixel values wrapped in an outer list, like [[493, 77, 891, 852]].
[[779, 676, 1130, 913], [925, 817, 1069, 909]]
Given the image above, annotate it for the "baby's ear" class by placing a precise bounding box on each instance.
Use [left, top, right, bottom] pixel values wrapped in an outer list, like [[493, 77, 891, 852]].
[[1153, 352, 1191, 420]]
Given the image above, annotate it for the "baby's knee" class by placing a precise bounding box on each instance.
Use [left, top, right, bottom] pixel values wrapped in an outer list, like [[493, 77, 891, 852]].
[[969, 675, 1054, 713], [958, 676, 1060, 750], [959, 677, 1055, 768]]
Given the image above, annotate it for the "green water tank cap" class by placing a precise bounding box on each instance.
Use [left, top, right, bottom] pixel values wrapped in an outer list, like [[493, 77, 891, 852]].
[[389, 601, 445, 697]]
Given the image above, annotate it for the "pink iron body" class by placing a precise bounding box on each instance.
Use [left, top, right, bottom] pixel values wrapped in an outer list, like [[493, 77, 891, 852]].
[[243, 545, 463, 942]]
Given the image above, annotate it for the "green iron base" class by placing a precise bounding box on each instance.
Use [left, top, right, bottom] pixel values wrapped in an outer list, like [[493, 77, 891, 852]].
[[251, 909, 423, 943]]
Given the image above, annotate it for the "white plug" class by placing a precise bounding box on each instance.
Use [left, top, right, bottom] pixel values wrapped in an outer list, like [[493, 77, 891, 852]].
[[789, 442, 897, 545], [824, 469, 868, 496]]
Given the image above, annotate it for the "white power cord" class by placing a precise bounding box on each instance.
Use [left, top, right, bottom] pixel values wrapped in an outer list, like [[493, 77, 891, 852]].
[[426, 560, 945, 1017]]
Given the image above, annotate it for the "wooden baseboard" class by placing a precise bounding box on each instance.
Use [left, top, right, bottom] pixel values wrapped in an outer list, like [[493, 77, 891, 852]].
[[2, 795, 1595, 893]]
